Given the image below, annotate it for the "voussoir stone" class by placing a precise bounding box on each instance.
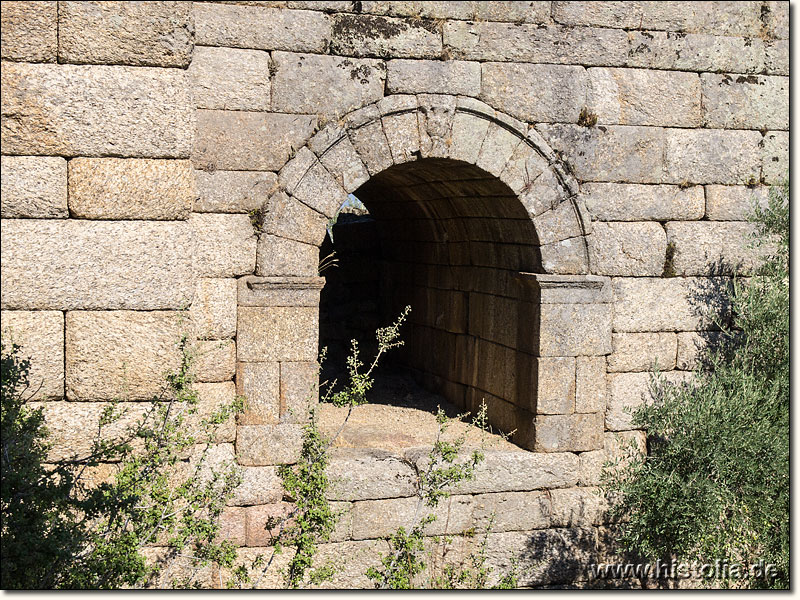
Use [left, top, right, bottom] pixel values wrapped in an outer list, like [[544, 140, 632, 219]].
[[189, 46, 271, 111], [1, 1, 57, 62], [1, 62, 193, 158], [68, 158, 194, 220], [1, 310, 64, 399], [331, 14, 442, 58], [581, 183, 704, 222], [589, 221, 666, 276], [1, 219, 194, 310], [58, 1, 193, 67], [1, 156, 67, 218]]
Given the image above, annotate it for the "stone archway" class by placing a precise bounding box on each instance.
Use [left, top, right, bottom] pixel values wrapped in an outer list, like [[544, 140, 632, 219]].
[[236, 95, 611, 455]]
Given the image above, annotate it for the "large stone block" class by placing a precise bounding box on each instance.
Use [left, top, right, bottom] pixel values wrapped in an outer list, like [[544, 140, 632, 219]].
[[280, 361, 318, 422], [237, 306, 318, 362], [195, 3, 330, 53], [606, 371, 692, 431], [58, 1, 193, 67], [194, 339, 236, 383], [1, 310, 64, 399], [362, 1, 550, 22], [764, 40, 789, 76], [270, 51, 386, 116], [552, 1, 641, 28], [350, 495, 474, 540], [195, 170, 277, 214], [676, 331, 726, 371], [480, 63, 588, 124], [1, 219, 194, 310], [256, 235, 319, 277], [589, 222, 666, 276], [1, 156, 67, 218], [533, 357, 575, 415], [664, 129, 762, 185], [666, 221, 762, 276], [190, 278, 237, 340], [701, 74, 789, 130], [229, 466, 283, 506], [581, 183, 704, 222], [190, 213, 257, 277], [245, 502, 293, 546], [587, 68, 701, 127], [387, 59, 480, 96], [237, 424, 304, 465], [538, 303, 612, 357], [549, 487, 607, 527], [326, 449, 417, 501], [705, 185, 770, 221], [1, 1, 57, 62], [534, 412, 603, 453], [638, 1, 763, 37], [331, 14, 442, 58], [189, 46, 271, 111], [608, 332, 677, 373], [1, 63, 193, 158], [575, 356, 606, 414], [65, 310, 185, 401], [193, 382, 237, 442], [262, 192, 329, 246], [68, 158, 194, 220], [236, 361, 280, 425], [473, 491, 551, 532], [193, 110, 316, 172], [761, 131, 788, 184]]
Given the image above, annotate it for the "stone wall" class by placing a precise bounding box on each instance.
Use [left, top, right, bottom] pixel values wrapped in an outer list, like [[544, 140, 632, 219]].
[[0, 0, 788, 589]]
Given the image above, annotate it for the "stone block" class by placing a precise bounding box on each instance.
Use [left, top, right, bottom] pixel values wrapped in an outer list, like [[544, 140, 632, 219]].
[[476, 123, 524, 179], [189, 46, 271, 111], [230, 466, 283, 506], [193, 110, 316, 171], [448, 111, 491, 165], [245, 502, 293, 546], [65, 310, 185, 401], [311, 128, 370, 193], [761, 131, 788, 184], [473, 491, 551, 532], [480, 62, 588, 124], [589, 221, 666, 276], [764, 40, 789, 76], [1, 62, 193, 158], [581, 183, 704, 222], [575, 356, 606, 414], [534, 412, 603, 453], [549, 487, 607, 527], [190, 278, 237, 340], [577, 449, 605, 487], [216, 547, 294, 589], [538, 303, 612, 357], [1, 1, 56, 62], [238, 275, 325, 308], [701, 74, 788, 131], [587, 67, 701, 127], [194, 170, 278, 214], [664, 128, 761, 185], [1, 310, 64, 399], [190, 213, 257, 277], [256, 235, 319, 277], [236, 362, 280, 425], [676, 331, 726, 371], [387, 59, 479, 96], [607, 332, 677, 373], [283, 158, 350, 218], [763, 1, 789, 38], [533, 357, 575, 415], [666, 221, 762, 276], [271, 51, 385, 116], [280, 362, 318, 422], [0, 219, 194, 310], [68, 158, 194, 220], [263, 192, 329, 246], [705, 185, 770, 221], [351, 495, 474, 540], [237, 306, 318, 362], [237, 424, 304, 465], [219, 507, 247, 546], [1, 156, 67, 218], [639, 2, 762, 37], [193, 382, 237, 442], [381, 109, 421, 164], [194, 3, 330, 52], [58, 1, 193, 67], [326, 448, 417, 501], [194, 339, 236, 383], [331, 14, 442, 58], [606, 371, 693, 431], [515, 273, 612, 305], [552, 1, 641, 28]]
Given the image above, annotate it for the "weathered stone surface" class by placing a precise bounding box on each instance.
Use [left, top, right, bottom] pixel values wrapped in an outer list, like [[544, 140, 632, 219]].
[[195, 170, 278, 214], [1, 310, 64, 399], [237, 306, 318, 362], [65, 311, 185, 401], [473, 491, 551, 532], [534, 412, 603, 453], [1, 156, 67, 218], [245, 502, 294, 546], [587, 68, 701, 127], [606, 371, 692, 431], [589, 221, 666, 276], [387, 60, 479, 96], [363, 1, 550, 22], [257, 234, 319, 277], [351, 495, 474, 540], [310, 125, 371, 193], [612, 277, 729, 332], [68, 158, 194, 220], [575, 356, 606, 414], [188, 46, 271, 111], [1, 63, 193, 158], [194, 339, 236, 382], [381, 108, 421, 164], [271, 52, 385, 116], [237, 362, 280, 425], [0, 219, 194, 310], [58, 1, 193, 67], [331, 14, 442, 58], [539, 303, 612, 357], [608, 332, 677, 373], [705, 185, 769, 221], [190, 213, 257, 277], [516, 273, 612, 305], [280, 361, 318, 422], [1, 1, 57, 62], [701, 74, 789, 130], [764, 40, 789, 76], [262, 192, 329, 246], [216, 546, 294, 589], [676, 331, 726, 371], [219, 507, 247, 545], [550, 487, 607, 527], [763, 1, 789, 38], [579, 430, 647, 486], [230, 466, 283, 506], [190, 278, 237, 340], [238, 275, 325, 308], [476, 123, 525, 179], [194, 3, 330, 52], [534, 357, 575, 415], [480, 63, 587, 124], [581, 183, 704, 222], [309, 539, 384, 589], [327, 449, 417, 500], [761, 131, 788, 184], [664, 129, 761, 185], [638, 1, 763, 37], [666, 221, 762, 276], [552, 1, 641, 28], [237, 424, 304, 465], [193, 382, 237, 442], [280, 153, 351, 218]]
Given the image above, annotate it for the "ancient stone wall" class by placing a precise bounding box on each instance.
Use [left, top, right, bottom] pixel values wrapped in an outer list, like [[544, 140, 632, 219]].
[[0, 0, 788, 588]]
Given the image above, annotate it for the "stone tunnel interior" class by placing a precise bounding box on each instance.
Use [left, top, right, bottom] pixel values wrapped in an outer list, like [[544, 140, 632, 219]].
[[318, 158, 545, 448]]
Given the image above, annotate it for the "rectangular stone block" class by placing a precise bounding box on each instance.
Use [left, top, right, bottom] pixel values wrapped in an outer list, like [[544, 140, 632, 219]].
[[534, 412, 603, 453], [589, 222, 666, 276], [676, 331, 727, 371], [515, 273, 612, 305], [1, 63, 193, 158], [664, 129, 762, 185], [190, 278, 237, 340], [606, 371, 692, 431], [189, 46, 271, 111], [58, 1, 193, 67], [552, 1, 641, 28], [68, 158, 194, 220], [538, 303, 612, 357], [350, 495, 474, 540], [326, 448, 417, 501], [1, 219, 194, 310], [608, 332, 677, 373], [195, 170, 277, 214], [280, 362, 318, 422], [271, 51, 385, 117], [549, 487, 607, 527], [1, 1, 57, 62], [575, 356, 606, 414], [533, 357, 575, 415], [256, 234, 319, 278], [666, 221, 762, 276], [245, 502, 293, 546], [263, 191, 329, 246], [193, 382, 237, 442], [701, 74, 788, 130], [237, 306, 318, 362], [331, 14, 442, 58], [237, 361, 280, 425], [65, 310, 185, 401], [190, 213, 257, 277], [587, 67, 701, 127], [194, 339, 236, 383], [705, 185, 770, 221], [193, 110, 316, 171], [638, 2, 763, 37], [387, 59, 480, 96], [237, 424, 304, 465], [219, 507, 247, 546], [473, 491, 551, 532], [195, 3, 330, 53], [229, 466, 283, 506], [1, 156, 67, 218], [581, 183, 704, 222], [1, 310, 64, 399], [761, 131, 788, 184], [764, 39, 788, 76]]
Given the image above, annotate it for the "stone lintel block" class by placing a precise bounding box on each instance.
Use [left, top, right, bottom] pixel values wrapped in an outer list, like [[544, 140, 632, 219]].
[[1, 310, 64, 399], [256, 235, 320, 278], [280, 362, 318, 423], [236, 362, 280, 425], [515, 273, 612, 304], [1, 1, 57, 62], [1, 156, 68, 219], [194, 339, 236, 383], [236, 424, 304, 466], [190, 213, 257, 278], [190, 278, 237, 341], [533, 357, 575, 415], [534, 412, 603, 453], [237, 306, 318, 362], [238, 275, 325, 308], [575, 356, 606, 414]]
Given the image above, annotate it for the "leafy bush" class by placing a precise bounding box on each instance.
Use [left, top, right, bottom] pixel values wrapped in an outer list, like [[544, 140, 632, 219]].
[[602, 181, 789, 589]]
